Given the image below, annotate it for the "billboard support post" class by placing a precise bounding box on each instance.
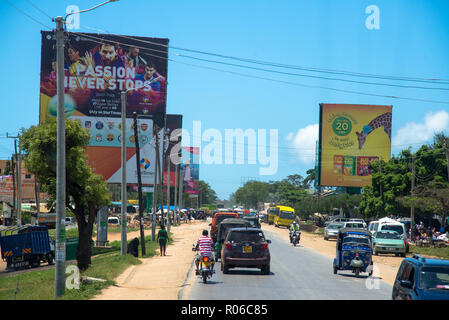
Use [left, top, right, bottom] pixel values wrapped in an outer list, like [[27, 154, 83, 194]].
[[120, 91, 127, 256], [133, 112, 146, 257], [167, 151, 171, 232], [54, 16, 66, 298], [152, 125, 159, 241]]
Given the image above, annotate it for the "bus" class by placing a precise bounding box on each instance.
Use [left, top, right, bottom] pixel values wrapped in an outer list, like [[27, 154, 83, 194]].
[[273, 205, 295, 228], [266, 206, 279, 225]]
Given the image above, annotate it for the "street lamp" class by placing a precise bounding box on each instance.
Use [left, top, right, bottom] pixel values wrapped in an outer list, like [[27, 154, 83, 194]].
[[53, 0, 118, 299]]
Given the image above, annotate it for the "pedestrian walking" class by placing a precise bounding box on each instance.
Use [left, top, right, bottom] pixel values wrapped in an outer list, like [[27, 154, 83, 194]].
[[157, 224, 169, 256]]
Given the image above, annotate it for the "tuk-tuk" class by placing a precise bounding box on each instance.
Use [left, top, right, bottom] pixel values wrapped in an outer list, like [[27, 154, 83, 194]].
[[214, 218, 251, 259], [333, 228, 373, 278]]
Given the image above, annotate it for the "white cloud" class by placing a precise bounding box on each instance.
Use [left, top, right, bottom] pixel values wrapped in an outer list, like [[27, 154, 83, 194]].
[[392, 110, 449, 147], [286, 124, 319, 165]]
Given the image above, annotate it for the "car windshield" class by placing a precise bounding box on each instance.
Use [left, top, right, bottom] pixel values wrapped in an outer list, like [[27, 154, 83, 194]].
[[375, 231, 401, 239], [342, 235, 370, 246], [280, 211, 294, 219], [328, 224, 342, 229], [381, 225, 403, 235], [347, 223, 364, 228], [228, 231, 265, 243], [419, 267, 449, 290]]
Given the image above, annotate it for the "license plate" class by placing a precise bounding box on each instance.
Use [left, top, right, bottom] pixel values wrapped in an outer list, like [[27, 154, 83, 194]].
[[242, 246, 252, 253], [387, 247, 396, 251]]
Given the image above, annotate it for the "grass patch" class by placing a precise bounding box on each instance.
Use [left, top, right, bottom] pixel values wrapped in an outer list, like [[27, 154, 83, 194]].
[[0, 232, 173, 300], [107, 226, 152, 234], [409, 245, 449, 260], [48, 228, 96, 240]]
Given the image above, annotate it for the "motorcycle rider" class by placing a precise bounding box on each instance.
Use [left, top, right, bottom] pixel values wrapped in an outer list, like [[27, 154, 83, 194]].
[[289, 220, 300, 243], [194, 229, 215, 274]]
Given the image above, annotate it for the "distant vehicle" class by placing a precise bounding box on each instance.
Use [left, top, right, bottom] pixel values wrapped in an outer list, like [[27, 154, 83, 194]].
[[324, 223, 344, 240], [342, 221, 367, 230], [242, 215, 261, 228], [369, 218, 408, 252], [109, 202, 137, 214], [274, 206, 295, 228], [0, 225, 54, 271], [37, 202, 56, 229], [221, 227, 271, 275], [392, 255, 449, 300], [327, 217, 350, 225], [108, 217, 120, 225], [215, 218, 251, 259], [372, 230, 406, 257], [65, 217, 75, 226], [210, 212, 239, 242], [265, 206, 279, 225]]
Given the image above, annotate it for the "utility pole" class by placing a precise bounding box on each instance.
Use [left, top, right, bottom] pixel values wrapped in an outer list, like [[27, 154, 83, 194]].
[[120, 91, 127, 256], [156, 128, 165, 227], [152, 126, 159, 241], [54, 16, 66, 298], [133, 112, 146, 256], [173, 163, 178, 226], [11, 155, 16, 223], [8, 134, 21, 225], [34, 179, 40, 226], [166, 152, 171, 232], [178, 164, 184, 220], [411, 155, 416, 239]]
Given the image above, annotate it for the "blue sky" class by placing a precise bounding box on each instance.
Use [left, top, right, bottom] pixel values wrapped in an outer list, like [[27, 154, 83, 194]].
[[1, 0, 449, 200]]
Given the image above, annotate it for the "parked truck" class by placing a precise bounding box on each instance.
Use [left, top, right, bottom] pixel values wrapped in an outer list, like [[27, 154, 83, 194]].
[[0, 225, 54, 271]]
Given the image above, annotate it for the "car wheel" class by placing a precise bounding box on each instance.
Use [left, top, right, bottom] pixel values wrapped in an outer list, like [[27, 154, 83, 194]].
[[223, 264, 229, 274], [374, 250, 378, 256], [401, 253, 406, 257], [262, 265, 270, 275], [333, 266, 337, 274], [324, 237, 328, 241]]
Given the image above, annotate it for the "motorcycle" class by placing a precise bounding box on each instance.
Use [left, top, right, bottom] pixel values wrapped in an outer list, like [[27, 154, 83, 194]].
[[192, 245, 215, 283], [290, 230, 301, 246]]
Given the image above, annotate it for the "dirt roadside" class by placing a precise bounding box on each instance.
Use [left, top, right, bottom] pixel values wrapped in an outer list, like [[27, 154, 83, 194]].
[[262, 224, 402, 285], [93, 220, 208, 300]]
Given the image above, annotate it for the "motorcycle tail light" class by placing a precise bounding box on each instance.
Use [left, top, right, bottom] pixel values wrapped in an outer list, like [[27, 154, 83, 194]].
[[225, 243, 231, 250], [203, 256, 209, 262], [356, 253, 359, 258], [263, 243, 268, 250]]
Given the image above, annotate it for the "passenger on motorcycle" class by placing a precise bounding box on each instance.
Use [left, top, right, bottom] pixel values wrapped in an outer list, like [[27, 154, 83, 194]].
[[195, 230, 215, 273], [289, 221, 300, 243]]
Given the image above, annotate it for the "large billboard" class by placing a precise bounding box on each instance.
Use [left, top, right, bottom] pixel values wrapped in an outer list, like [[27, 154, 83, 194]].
[[163, 114, 183, 186], [181, 147, 199, 194], [39, 31, 168, 183], [318, 104, 392, 187]]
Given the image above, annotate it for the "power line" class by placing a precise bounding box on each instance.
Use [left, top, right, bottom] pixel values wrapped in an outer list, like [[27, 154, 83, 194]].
[[77, 24, 449, 85], [3, 0, 51, 29], [25, 0, 52, 20], [69, 31, 449, 105]]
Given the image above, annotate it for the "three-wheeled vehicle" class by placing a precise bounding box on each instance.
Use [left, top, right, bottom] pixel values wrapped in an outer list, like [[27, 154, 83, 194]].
[[333, 228, 373, 278], [214, 218, 251, 260]]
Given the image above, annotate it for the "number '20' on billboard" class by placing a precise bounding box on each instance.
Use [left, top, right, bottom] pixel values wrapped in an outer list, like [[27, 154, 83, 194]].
[[318, 103, 392, 187]]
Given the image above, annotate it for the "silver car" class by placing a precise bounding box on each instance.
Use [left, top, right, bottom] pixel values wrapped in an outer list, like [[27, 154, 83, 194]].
[[324, 223, 343, 240]]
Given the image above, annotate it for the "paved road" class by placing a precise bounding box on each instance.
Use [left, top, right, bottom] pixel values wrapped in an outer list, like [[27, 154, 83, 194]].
[[186, 228, 392, 300]]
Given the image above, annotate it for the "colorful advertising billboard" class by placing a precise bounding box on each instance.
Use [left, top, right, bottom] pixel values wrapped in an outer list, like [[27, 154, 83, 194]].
[[39, 31, 168, 183], [163, 114, 183, 186], [39, 31, 168, 123], [318, 104, 392, 187], [181, 147, 199, 195]]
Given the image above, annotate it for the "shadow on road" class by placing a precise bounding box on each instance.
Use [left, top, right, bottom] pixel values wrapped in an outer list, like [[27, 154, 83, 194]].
[[223, 269, 274, 276]]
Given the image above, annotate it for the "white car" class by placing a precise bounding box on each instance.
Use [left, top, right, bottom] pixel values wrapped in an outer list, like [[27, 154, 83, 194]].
[[108, 217, 120, 225]]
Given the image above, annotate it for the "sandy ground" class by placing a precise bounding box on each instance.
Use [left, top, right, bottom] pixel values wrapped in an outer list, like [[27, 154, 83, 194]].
[[93, 220, 208, 300]]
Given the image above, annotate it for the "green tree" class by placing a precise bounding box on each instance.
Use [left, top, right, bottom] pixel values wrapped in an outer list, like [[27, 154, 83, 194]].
[[198, 180, 218, 206], [21, 118, 110, 271], [234, 181, 270, 208]]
